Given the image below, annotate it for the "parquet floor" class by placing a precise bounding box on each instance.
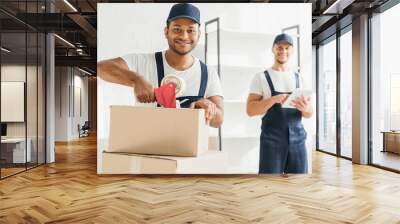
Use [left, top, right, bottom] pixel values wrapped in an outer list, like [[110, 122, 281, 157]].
[[1, 167, 26, 178], [1, 135, 400, 223]]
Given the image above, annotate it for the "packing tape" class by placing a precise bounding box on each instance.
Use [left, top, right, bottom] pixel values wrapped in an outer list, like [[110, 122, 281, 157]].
[[161, 74, 186, 97]]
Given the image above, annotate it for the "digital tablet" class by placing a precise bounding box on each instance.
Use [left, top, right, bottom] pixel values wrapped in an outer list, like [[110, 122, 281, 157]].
[[282, 88, 313, 109]]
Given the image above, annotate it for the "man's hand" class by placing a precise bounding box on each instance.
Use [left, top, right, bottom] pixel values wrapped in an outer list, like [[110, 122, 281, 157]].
[[133, 76, 155, 103], [246, 93, 288, 117], [291, 96, 312, 117], [97, 58, 156, 104], [272, 94, 289, 104], [190, 98, 217, 125]]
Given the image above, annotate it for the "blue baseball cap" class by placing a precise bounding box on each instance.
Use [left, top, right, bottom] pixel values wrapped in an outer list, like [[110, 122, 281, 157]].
[[167, 3, 201, 25], [273, 33, 293, 46]]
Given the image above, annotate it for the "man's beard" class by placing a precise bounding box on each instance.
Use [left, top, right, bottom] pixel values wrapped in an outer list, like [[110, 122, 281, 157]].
[[276, 59, 287, 64], [168, 39, 195, 56], [276, 59, 286, 65]]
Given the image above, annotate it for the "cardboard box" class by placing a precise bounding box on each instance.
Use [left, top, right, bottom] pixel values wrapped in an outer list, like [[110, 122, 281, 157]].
[[101, 150, 227, 174], [106, 106, 209, 156], [384, 132, 400, 154]]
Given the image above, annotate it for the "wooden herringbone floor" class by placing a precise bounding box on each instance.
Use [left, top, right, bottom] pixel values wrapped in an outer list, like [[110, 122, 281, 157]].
[[1, 135, 400, 224]]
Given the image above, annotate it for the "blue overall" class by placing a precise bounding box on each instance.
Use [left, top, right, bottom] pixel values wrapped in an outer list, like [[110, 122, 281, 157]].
[[259, 70, 308, 174], [155, 52, 208, 108]]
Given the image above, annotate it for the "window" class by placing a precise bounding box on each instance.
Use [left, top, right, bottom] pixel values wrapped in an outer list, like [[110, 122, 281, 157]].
[[371, 3, 400, 171], [0, 1, 47, 179], [318, 37, 337, 155], [390, 74, 400, 130], [339, 29, 352, 158]]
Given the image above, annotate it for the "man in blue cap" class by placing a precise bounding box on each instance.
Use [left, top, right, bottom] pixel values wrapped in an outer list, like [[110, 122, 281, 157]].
[[246, 33, 313, 174], [97, 3, 224, 128]]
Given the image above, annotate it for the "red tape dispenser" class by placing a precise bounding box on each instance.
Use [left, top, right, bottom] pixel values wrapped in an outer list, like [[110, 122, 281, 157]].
[[154, 82, 177, 108], [154, 74, 186, 108]]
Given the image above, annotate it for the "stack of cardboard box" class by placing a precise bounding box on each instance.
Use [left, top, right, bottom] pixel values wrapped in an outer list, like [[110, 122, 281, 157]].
[[384, 131, 400, 154], [102, 106, 227, 174]]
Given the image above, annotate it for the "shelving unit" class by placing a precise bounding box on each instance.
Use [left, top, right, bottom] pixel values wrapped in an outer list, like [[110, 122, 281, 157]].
[[210, 65, 264, 101], [193, 14, 300, 173], [207, 28, 274, 139], [201, 20, 283, 173], [192, 18, 303, 173]]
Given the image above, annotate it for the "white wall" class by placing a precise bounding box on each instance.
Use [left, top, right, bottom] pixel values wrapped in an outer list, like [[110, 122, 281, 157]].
[[55, 67, 89, 141], [1, 65, 27, 147], [55, 67, 68, 141], [97, 3, 312, 173], [1, 65, 36, 138], [1, 63, 46, 164]]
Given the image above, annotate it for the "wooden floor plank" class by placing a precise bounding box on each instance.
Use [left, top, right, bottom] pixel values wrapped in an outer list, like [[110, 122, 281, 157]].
[[1, 135, 400, 223]]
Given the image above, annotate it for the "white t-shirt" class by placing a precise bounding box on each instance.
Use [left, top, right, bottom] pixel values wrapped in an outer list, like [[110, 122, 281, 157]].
[[249, 67, 303, 100], [121, 51, 223, 100]]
